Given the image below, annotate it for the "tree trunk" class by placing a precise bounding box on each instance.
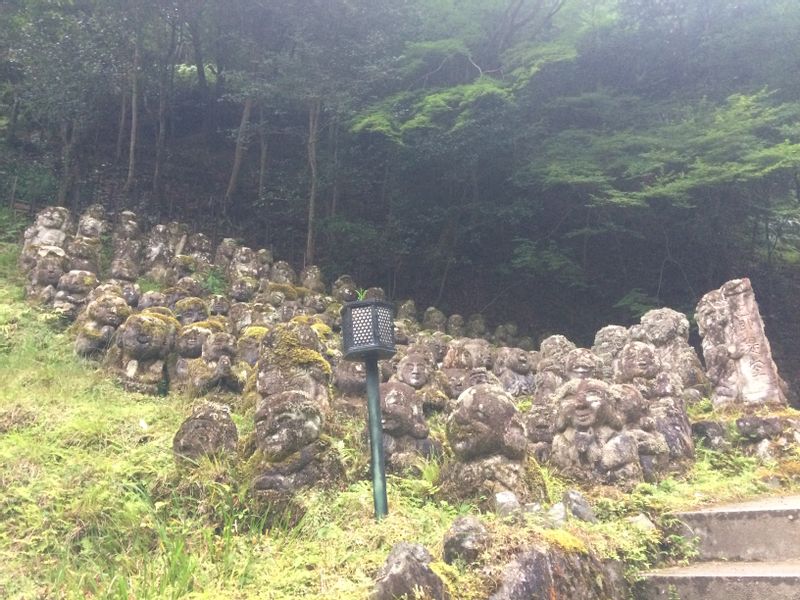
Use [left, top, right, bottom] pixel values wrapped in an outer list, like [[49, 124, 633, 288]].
[[185, 7, 210, 143], [305, 98, 322, 266], [153, 19, 178, 205], [330, 118, 339, 217], [6, 93, 20, 145], [124, 39, 140, 195], [115, 92, 128, 163], [223, 96, 254, 213], [257, 106, 269, 203], [57, 120, 77, 205]]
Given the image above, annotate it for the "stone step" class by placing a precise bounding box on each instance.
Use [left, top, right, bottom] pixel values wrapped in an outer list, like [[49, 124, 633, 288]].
[[636, 560, 800, 600], [672, 495, 800, 561]]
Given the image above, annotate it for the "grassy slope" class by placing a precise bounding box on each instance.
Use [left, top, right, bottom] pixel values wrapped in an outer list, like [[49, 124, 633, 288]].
[[0, 230, 796, 600]]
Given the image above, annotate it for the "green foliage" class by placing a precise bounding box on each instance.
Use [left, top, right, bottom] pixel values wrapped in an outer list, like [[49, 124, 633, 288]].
[[202, 268, 227, 296], [614, 288, 661, 319]]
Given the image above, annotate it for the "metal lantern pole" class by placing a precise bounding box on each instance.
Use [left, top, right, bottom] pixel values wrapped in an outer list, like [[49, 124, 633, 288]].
[[340, 299, 395, 521], [365, 353, 388, 519]]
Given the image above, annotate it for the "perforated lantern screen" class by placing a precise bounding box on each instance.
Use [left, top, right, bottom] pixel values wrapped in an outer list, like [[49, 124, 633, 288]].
[[341, 300, 396, 361]]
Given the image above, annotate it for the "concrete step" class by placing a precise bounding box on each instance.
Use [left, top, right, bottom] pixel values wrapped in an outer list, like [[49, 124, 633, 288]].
[[636, 560, 800, 600], [672, 495, 800, 561]]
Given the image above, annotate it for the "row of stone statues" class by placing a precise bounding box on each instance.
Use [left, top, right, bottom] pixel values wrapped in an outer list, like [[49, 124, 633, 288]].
[[17, 204, 792, 505]]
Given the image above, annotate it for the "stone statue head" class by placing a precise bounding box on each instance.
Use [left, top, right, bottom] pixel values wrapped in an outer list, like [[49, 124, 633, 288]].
[[422, 307, 447, 332], [396, 352, 432, 389], [36, 206, 71, 230], [446, 314, 466, 337], [174, 297, 209, 326], [619, 341, 660, 381], [87, 293, 131, 327], [118, 312, 176, 360], [254, 390, 322, 461], [270, 260, 297, 285], [639, 308, 690, 345], [564, 348, 602, 380], [176, 323, 215, 359], [494, 347, 533, 375], [554, 378, 618, 432], [592, 325, 629, 359]]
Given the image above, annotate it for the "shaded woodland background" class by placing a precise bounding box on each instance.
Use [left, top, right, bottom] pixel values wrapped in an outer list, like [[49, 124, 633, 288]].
[[2, 0, 800, 372]]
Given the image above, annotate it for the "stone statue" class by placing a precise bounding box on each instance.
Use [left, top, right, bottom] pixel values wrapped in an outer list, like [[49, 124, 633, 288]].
[[533, 335, 577, 404], [106, 309, 178, 394], [493, 347, 535, 396], [300, 265, 326, 293], [25, 245, 69, 304], [393, 350, 448, 412], [174, 297, 209, 326], [73, 291, 132, 358], [635, 308, 708, 398], [696, 278, 788, 407], [550, 379, 643, 486], [379, 381, 438, 470], [446, 314, 466, 338], [20, 207, 73, 273], [227, 246, 259, 280], [110, 211, 143, 282], [442, 338, 493, 370], [564, 348, 602, 381], [270, 260, 297, 285], [173, 402, 238, 462], [441, 381, 529, 506], [465, 314, 488, 339], [229, 276, 259, 302], [213, 238, 239, 271], [422, 307, 447, 332], [396, 300, 418, 322], [52, 270, 99, 320], [332, 275, 358, 303], [592, 325, 629, 380], [180, 332, 248, 396], [142, 224, 174, 284], [237, 326, 269, 367]]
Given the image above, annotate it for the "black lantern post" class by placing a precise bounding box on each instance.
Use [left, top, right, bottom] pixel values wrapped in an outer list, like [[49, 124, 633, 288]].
[[341, 299, 396, 519]]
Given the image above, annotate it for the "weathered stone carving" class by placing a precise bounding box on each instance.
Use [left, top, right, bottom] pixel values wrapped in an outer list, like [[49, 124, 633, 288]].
[[20, 207, 73, 273], [592, 325, 629, 380], [25, 245, 69, 304], [174, 296, 209, 326], [396, 299, 418, 322], [53, 270, 99, 320], [635, 308, 708, 398], [441, 381, 529, 505], [422, 307, 447, 332], [73, 291, 132, 358], [300, 265, 325, 293], [213, 238, 239, 271], [446, 314, 466, 337], [379, 381, 438, 470], [106, 309, 178, 394], [465, 314, 488, 339], [442, 338, 493, 370], [173, 402, 238, 462], [393, 350, 448, 412], [493, 347, 535, 396], [142, 224, 173, 283], [332, 274, 358, 303], [696, 278, 788, 407], [180, 332, 248, 396], [227, 246, 259, 280], [550, 379, 643, 486], [533, 335, 576, 404], [236, 325, 269, 367], [270, 260, 297, 285]]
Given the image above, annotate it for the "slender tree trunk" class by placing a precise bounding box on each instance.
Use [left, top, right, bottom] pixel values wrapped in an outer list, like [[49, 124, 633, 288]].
[[6, 93, 20, 145], [153, 20, 178, 205], [185, 9, 210, 144], [223, 96, 254, 213], [57, 120, 77, 205], [124, 39, 140, 195], [330, 118, 339, 217], [305, 98, 321, 265], [115, 92, 128, 163], [257, 106, 268, 204]]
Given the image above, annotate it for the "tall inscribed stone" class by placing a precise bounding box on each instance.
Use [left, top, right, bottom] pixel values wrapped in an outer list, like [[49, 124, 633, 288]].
[[696, 278, 787, 407]]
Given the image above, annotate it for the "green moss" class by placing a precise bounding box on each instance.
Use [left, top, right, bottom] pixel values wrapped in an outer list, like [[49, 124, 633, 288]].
[[240, 325, 269, 339], [267, 283, 300, 300], [140, 308, 181, 331], [266, 324, 332, 376]]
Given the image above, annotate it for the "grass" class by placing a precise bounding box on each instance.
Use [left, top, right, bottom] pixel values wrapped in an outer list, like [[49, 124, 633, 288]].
[[0, 231, 798, 599]]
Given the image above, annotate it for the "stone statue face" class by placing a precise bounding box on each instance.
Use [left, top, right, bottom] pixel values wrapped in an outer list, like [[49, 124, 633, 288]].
[[177, 324, 212, 358], [202, 332, 237, 361], [270, 261, 296, 284], [37, 207, 69, 229], [34, 255, 67, 286], [423, 307, 447, 331], [397, 353, 431, 389], [301, 266, 323, 289], [78, 216, 104, 239], [565, 349, 601, 380], [255, 391, 322, 461], [87, 294, 131, 327], [466, 314, 487, 337], [230, 277, 258, 302], [115, 211, 140, 238], [640, 308, 689, 345], [58, 270, 98, 294], [111, 257, 138, 281], [208, 295, 230, 316], [695, 290, 727, 337], [333, 275, 357, 302], [119, 314, 173, 360], [174, 297, 209, 326], [495, 347, 531, 375], [139, 291, 168, 309], [619, 341, 659, 380], [557, 379, 613, 432]]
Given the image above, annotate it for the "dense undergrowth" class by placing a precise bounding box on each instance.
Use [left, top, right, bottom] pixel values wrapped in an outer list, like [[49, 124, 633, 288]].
[[0, 233, 796, 599]]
